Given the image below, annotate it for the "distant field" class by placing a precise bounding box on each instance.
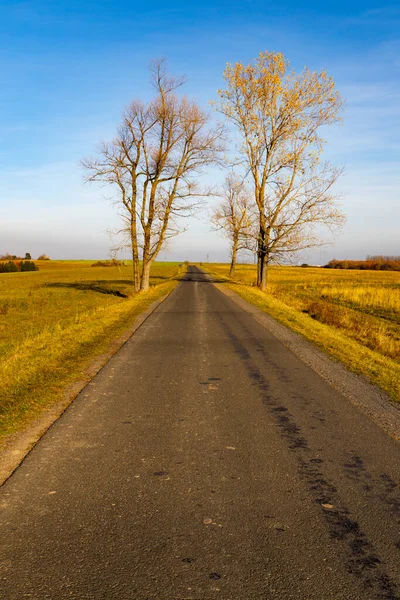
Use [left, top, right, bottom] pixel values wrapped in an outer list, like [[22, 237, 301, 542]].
[[0, 261, 183, 442], [207, 264, 400, 401]]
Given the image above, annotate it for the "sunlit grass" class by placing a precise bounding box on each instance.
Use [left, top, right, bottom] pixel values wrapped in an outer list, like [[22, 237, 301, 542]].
[[206, 263, 400, 401], [0, 261, 183, 442]]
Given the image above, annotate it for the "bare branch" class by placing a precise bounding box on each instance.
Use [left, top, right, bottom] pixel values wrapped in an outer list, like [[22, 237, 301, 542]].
[[82, 60, 225, 290], [211, 173, 257, 275]]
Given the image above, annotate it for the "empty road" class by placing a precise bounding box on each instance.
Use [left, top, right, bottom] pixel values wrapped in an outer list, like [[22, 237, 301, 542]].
[[1, 266, 399, 599]]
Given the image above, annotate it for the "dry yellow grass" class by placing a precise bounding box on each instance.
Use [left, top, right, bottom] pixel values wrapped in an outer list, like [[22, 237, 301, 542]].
[[0, 261, 183, 442], [207, 264, 400, 401]]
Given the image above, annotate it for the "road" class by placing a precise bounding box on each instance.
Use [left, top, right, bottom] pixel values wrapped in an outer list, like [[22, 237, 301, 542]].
[[1, 265, 399, 599]]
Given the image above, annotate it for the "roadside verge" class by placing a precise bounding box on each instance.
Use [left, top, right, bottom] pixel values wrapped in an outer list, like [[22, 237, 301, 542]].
[[213, 282, 400, 441], [0, 283, 177, 485]]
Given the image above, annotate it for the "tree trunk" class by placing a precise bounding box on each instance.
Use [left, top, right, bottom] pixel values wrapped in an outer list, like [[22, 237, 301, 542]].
[[135, 259, 141, 292], [259, 255, 269, 291], [131, 248, 140, 293], [140, 227, 152, 292], [140, 259, 152, 291], [229, 238, 238, 277], [257, 223, 269, 291], [257, 225, 265, 288], [257, 252, 262, 287], [131, 220, 140, 292]]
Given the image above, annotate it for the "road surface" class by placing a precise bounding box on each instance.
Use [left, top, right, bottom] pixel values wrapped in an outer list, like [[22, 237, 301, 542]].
[[1, 266, 399, 599]]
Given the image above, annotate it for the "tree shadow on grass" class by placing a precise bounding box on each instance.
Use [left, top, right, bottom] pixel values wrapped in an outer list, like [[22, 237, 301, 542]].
[[44, 282, 130, 298]]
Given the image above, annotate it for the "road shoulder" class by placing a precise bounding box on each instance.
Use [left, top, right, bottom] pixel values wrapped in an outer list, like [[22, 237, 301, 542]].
[[0, 288, 176, 486], [215, 283, 400, 441]]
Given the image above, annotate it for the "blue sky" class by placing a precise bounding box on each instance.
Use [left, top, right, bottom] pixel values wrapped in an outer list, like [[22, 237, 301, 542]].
[[0, 0, 399, 262]]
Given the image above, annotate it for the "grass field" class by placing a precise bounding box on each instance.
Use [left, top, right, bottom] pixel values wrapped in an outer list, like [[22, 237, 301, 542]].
[[206, 264, 400, 401], [0, 261, 183, 443]]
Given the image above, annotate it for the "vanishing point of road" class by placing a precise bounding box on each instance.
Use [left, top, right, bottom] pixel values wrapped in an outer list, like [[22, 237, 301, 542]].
[[1, 266, 400, 599]]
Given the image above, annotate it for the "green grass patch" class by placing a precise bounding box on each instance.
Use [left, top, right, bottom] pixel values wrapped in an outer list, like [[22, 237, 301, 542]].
[[0, 261, 183, 443]]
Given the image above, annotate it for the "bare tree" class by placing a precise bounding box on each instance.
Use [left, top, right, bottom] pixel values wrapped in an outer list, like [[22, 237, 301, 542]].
[[82, 60, 225, 291], [211, 173, 255, 276], [216, 51, 345, 290]]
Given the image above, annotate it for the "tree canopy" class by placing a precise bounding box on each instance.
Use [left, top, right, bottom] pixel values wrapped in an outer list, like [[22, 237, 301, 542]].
[[216, 51, 345, 289]]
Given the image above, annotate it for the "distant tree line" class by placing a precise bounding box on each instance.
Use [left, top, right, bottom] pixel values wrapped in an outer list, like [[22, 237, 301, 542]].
[[325, 258, 400, 271], [0, 252, 32, 261], [0, 253, 50, 261], [0, 261, 38, 273], [366, 255, 400, 262]]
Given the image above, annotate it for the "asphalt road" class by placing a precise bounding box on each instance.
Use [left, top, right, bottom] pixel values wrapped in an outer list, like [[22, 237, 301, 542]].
[[1, 266, 399, 599]]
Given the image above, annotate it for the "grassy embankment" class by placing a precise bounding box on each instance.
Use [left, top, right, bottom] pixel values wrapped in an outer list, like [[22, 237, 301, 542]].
[[206, 264, 400, 401], [0, 261, 184, 443]]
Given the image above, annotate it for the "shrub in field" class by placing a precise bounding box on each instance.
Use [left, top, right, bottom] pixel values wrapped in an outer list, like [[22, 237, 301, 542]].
[[0, 261, 18, 273], [19, 261, 39, 272], [91, 259, 125, 267], [305, 300, 344, 328], [0, 260, 39, 273]]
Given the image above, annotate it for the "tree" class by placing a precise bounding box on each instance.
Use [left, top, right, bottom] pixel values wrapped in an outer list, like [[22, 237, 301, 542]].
[[0, 261, 18, 273], [20, 260, 38, 272], [82, 60, 225, 291], [24, 253, 31, 260], [211, 173, 255, 276], [216, 51, 345, 290]]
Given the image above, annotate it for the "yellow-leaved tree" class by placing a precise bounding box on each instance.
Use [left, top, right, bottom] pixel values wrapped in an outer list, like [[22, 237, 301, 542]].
[[216, 51, 345, 290]]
